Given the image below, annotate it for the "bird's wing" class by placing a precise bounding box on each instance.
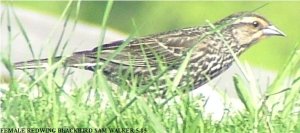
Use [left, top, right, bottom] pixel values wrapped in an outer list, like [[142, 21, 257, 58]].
[[74, 27, 209, 67]]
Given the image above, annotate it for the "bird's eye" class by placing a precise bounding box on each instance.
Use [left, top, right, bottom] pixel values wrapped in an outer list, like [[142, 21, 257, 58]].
[[252, 21, 260, 27]]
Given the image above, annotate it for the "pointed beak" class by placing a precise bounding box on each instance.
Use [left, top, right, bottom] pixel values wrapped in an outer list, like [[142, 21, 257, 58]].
[[262, 25, 286, 37]]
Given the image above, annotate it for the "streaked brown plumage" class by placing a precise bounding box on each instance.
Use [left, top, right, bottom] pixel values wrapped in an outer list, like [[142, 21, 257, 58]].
[[15, 12, 285, 93]]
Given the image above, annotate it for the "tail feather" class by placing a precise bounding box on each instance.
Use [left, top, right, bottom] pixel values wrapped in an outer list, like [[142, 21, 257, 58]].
[[14, 56, 63, 70], [14, 50, 99, 70]]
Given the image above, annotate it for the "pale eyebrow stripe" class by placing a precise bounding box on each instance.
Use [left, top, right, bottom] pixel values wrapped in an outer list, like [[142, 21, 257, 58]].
[[233, 17, 269, 26]]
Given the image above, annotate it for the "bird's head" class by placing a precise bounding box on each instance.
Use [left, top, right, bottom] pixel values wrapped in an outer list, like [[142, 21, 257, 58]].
[[216, 12, 285, 48]]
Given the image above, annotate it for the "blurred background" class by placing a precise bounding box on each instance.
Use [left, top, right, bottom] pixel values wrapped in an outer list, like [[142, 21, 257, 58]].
[[9, 1, 300, 72]]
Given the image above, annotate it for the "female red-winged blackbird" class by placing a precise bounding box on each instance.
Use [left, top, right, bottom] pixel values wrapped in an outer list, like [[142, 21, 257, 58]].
[[15, 12, 285, 92]]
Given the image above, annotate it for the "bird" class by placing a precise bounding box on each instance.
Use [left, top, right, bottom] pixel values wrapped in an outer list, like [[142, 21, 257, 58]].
[[14, 12, 285, 94]]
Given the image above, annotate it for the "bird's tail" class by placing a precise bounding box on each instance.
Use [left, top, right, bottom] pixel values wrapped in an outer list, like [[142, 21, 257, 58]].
[[14, 56, 63, 70], [14, 49, 98, 70]]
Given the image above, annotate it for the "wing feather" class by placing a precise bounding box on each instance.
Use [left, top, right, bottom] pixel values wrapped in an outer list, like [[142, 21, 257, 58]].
[[71, 26, 209, 67]]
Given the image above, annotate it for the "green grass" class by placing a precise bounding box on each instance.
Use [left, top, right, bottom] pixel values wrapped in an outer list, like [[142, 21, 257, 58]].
[[1, 1, 300, 132]]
